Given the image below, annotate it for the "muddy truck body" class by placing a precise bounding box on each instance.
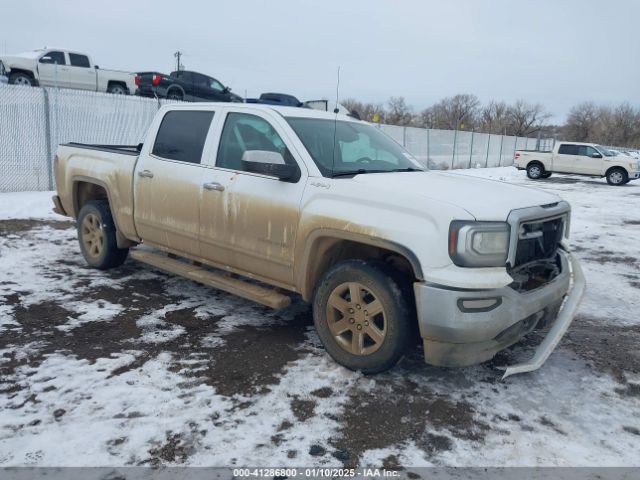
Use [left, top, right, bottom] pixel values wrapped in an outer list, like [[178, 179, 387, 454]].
[[52, 103, 585, 377]]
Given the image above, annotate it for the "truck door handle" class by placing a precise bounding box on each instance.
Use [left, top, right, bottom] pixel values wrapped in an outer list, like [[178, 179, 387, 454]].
[[138, 170, 154, 178], [203, 182, 225, 192]]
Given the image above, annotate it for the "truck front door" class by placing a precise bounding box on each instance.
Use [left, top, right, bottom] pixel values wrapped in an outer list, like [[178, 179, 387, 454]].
[[199, 108, 305, 288], [133, 109, 217, 257], [37, 51, 68, 87], [574, 145, 603, 175]]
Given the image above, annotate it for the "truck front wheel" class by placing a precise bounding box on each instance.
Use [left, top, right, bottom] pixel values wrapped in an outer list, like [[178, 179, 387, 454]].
[[77, 200, 129, 269], [606, 168, 628, 186], [313, 260, 413, 374], [526, 162, 545, 179], [9, 72, 34, 86]]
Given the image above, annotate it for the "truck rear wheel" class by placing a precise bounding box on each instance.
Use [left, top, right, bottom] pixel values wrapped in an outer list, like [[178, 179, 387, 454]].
[[107, 83, 127, 95], [77, 200, 128, 269], [312, 260, 412, 374], [606, 168, 628, 186], [526, 163, 544, 179]]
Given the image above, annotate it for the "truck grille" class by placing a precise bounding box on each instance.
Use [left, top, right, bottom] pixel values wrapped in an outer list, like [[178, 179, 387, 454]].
[[508, 216, 565, 292], [514, 216, 564, 267]]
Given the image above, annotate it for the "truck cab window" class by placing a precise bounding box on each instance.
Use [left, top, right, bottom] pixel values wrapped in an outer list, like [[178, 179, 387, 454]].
[[558, 144, 578, 155], [577, 146, 598, 157], [69, 53, 91, 68], [217, 113, 287, 171], [151, 110, 214, 164], [39, 51, 66, 65]]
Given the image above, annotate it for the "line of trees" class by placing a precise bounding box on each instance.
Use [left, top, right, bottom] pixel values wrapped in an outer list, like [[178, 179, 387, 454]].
[[342, 95, 640, 148]]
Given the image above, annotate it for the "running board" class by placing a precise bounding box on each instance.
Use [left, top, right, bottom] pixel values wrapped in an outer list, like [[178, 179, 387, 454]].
[[129, 249, 291, 309]]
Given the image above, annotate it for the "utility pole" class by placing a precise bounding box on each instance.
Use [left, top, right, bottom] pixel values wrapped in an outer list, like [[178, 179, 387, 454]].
[[174, 51, 183, 71]]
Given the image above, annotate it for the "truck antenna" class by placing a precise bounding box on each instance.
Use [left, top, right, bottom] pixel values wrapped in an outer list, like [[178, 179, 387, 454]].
[[330, 66, 341, 176]]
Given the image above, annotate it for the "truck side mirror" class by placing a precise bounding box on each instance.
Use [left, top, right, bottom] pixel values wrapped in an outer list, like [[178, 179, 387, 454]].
[[95, 65, 100, 69], [241, 150, 300, 182], [591, 152, 602, 158]]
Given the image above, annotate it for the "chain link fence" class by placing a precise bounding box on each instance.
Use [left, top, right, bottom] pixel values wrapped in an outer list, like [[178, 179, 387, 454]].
[[0, 84, 553, 192], [378, 124, 552, 170]]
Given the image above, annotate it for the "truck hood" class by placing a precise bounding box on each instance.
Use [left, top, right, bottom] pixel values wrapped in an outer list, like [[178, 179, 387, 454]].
[[351, 171, 561, 221], [0, 55, 33, 69]]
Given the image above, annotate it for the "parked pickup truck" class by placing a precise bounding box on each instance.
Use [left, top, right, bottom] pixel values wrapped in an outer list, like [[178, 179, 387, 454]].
[[515, 142, 640, 186], [52, 103, 585, 378], [0, 49, 136, 94], [135, 70, 242, 103]]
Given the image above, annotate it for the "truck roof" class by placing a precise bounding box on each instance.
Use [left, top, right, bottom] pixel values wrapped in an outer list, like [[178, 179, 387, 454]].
[[161, 102, 360, 122]]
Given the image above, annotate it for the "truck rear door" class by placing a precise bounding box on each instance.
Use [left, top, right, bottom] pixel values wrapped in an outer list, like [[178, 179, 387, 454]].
[[133, 108, 218, 256], [67, 53, 96, 90], [554, 144, 578, 172]]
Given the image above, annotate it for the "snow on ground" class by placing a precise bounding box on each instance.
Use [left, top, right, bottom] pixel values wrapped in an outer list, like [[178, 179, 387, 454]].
[[0, 170, 639, 468], [0, 191, 61, 221]]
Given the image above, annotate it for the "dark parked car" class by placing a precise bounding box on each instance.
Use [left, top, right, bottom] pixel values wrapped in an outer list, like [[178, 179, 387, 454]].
[[135, 70, 242, 103], [0, 60, 8, 85], [245, 92, 303, 107]]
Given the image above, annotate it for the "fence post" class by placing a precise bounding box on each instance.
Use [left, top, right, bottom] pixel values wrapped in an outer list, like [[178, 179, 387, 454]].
[[402, 126, 407, 147], [426, 128, 430, 168], [451, 128, 457, 169], [468, 130, 474, 169], [42, 88, 54, 191], [485, 134, 491, 167], [498, 132, 504, 167]]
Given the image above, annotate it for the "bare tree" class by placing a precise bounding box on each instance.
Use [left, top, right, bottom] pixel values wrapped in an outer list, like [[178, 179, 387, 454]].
[[342, 98, 385, 123], [386, 96, 414, 126], [564, 102, 599, 141], [478, 100, 510, 134], [424, 94, 480, 130], [507, 100, 551, 136]]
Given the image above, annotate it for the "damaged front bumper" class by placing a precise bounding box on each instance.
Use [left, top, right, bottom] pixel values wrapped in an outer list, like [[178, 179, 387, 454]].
[[413, 248, 586, 378]]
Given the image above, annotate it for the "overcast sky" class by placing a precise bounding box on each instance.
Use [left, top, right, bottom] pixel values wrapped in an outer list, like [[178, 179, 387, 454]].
[[3, 0, 639, 122]]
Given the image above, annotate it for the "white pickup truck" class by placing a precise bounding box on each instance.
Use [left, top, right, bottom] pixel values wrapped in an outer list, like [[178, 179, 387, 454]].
[[0, 49, 136, 94], [52, 103, 585, 378], [515, 142, 640, 186]]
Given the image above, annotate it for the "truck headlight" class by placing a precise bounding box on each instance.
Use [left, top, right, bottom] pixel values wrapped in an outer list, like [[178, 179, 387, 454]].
[[449, 221, 510, 267]]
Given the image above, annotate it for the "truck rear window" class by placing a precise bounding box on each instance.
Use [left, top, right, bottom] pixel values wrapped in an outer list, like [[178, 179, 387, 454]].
[[152, 111, 214, 164]]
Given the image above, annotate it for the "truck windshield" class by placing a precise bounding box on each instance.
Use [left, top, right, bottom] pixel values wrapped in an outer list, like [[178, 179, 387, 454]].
[[595, 145, 615, 157], [286, 117, 424, 177]]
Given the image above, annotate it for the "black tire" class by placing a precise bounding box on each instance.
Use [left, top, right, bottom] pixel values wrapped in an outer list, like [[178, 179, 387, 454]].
[[167, 89, 183, 101], [606, 168, 628, 186], [312, 259, 413, 374], [77, 200, 128, 270], [9, 72, 34, 86], [526, 162, 545, 179], [107, 83, 127, 95], [541, 172, 552, 178]]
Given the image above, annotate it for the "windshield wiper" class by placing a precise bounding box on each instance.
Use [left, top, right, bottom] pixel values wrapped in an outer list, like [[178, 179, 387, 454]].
[[387, 167, 424, 173], [331, 167, 424, 178], [331, 169, 384, 178]]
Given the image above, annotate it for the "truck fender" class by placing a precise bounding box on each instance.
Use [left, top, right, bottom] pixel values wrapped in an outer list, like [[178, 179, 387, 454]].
[[296, 228, 424, 301]]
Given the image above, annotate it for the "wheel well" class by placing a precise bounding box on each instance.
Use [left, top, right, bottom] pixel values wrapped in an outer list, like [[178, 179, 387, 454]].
[[605, 166, 627, 176], [107, 80, 128, 91], [302, 238, 419, 301], [167, 86, 183, 97], [9, 69, 37, 82], [527, 160, 544, 169], [74, 181, 109, 217]]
